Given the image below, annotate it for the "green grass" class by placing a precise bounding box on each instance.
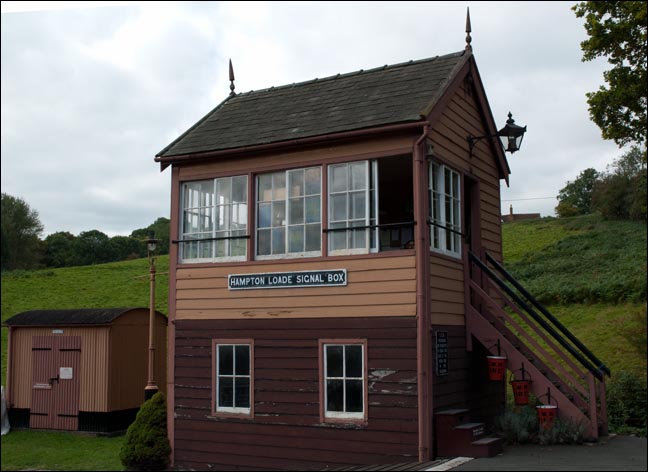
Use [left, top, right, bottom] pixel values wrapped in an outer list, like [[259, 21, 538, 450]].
[[0, 430, 125, 471]]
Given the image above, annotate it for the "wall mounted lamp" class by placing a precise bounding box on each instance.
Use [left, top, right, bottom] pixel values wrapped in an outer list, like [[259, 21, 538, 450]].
[[468, 112, 527, 157]]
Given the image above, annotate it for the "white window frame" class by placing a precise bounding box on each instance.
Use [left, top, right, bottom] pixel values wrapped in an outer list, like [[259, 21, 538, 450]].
[[322, 343, 366, 420], [180, 176, 248, 263], [255, 166, 322, 260], [327, 160, 379, 256], [214, 342, 252, 416], [429, 162, 462, 258]]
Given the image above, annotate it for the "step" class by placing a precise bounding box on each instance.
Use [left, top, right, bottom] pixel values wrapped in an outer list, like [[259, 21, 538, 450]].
[[436, 422, 487, 457], [470, 436, 504, 458], [435, 409, 470, 431]]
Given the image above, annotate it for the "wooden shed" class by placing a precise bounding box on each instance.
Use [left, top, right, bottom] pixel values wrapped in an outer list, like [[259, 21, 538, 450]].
[[3, 307, 167, 433]]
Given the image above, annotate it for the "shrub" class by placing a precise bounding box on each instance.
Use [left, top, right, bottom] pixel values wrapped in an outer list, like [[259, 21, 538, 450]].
[[607, 370, 647, 435], [120, 392, 171, 471], [495, 405, 538, 444]]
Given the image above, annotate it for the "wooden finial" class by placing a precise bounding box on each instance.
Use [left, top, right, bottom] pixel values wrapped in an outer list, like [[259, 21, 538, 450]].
[[229, 59, 236, 96], [465, 7, 472, 51]]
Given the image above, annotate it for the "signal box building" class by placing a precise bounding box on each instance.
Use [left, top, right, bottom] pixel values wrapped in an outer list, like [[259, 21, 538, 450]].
[[155, 26, 608, 471]]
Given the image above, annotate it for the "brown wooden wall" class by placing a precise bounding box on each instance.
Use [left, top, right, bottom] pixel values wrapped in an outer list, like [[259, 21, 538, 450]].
[[173, 317, 418, 471], [175, 255, 416, 321], [8, 327, 110, 412]]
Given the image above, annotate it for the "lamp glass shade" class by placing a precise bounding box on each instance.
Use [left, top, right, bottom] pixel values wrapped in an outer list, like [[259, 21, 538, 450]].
[[497, 112, 526, 154], [147, 240, 157, 252]]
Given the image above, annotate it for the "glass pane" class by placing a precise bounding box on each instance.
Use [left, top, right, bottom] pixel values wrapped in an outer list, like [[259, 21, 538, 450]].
[[215, 238, 226, 258], [218, 377, 233, 408], [258, 202, 271, 228], [199, 236, 213, 258], [345, 345, 362, 378], [235, 346, 250, 375], [257, 229, 271, 255], [351, 192, 366, 219], [331, 194, 347, 222], [351, 227, 367, 249], [452, 172, 459, 197], [329, 223, 347, 251], [288, 226, 304, 253], [350, 162, 366, 190], [216, 178, 231, 205], [232, 176, 247, 203], [234, 377, 250, 408], [183, 210, 200, 233], [326, 345, 343, 377], [289, 169, 304, 197], [272, 227, 285, 254], [200, 208, 214, 232], [345, 379, 363, 412], [272, 201, 286, 227], [305, 196, 320, 223], [289, 198, 304, 225], [232, 203, 247, 227], [231, 230, 247, 257], [218, 345, 234, 375], [305, 224, 321, 252], [330, 165, 347, 193], [273, 172, 286, 200], [305, 167, 321, 195], [326, 379, 344, 412], [445, 168, 451, 195], [258, 174, 273, 202], [215, 205, 228, 231]]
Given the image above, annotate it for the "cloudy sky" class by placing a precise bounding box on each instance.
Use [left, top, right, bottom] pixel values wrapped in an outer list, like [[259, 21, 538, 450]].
[[1, 1, 623, 237]]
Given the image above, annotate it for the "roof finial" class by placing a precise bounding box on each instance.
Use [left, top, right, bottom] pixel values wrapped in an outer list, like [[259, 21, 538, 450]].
[[229, 59, 236, 97], [465, 7, 472, 51]]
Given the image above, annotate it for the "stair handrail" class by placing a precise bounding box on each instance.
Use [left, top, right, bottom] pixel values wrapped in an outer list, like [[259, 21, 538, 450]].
[[484, 252, 611, 378], [468, 251, 604, 381]]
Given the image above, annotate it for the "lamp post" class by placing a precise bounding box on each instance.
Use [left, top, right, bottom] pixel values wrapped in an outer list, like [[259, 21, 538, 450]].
[[145, 232, 160, 401], [468, 112, 527, 157]]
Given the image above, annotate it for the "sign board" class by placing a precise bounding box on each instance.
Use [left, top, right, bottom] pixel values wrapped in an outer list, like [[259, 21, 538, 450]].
[[59, 367, 73, 380], [435, 330, 449, 376], [52, 329, 64, 334], [229, 269, 347, 290]]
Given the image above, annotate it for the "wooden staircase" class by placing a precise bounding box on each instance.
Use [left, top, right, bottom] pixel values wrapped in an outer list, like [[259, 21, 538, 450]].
[[435, 409, 503, 458], [463, 248, 610, 440]]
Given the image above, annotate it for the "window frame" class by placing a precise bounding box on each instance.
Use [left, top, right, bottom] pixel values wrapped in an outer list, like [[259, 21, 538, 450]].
[[318, 339, 368, 424], [255, 166, 323, 260], [429, 162, 462, 258], [211, 339, 254, 418], [180, 175, 249, 264]]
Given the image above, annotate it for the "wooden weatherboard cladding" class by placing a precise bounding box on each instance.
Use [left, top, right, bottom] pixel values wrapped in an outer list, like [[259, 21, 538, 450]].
[[228, 269, 347, 290], [174, 317, 418, 470]]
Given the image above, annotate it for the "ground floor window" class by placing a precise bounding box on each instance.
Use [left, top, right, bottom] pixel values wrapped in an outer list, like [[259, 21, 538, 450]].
[[319, 340, 367, 422], [212, 340, 253, 416]]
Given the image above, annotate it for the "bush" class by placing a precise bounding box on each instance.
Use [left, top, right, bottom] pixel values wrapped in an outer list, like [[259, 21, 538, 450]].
[[120, 392, 171, 471], [607, 370, 647, 435], [495, 404, 585, 445]]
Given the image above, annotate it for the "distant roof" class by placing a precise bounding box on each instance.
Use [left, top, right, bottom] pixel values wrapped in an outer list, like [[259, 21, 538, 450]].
[[3, 308, 163, 326], [157, 50, 469, 158]]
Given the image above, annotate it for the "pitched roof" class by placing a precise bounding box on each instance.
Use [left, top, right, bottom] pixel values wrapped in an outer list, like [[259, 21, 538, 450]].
[[3, 307, 163, 326], [157, 50, 469, 158]]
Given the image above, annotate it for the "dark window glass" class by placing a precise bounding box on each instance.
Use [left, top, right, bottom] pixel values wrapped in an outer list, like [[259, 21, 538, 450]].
[[235, 377, 250, 408], [345, 345, 362, 378], [219, 377, 233, 408], [326, 345, 343, 377], [326, 379, 344, 412], [235, 346, 250, 375], [345, 379, 363, 412], [218, 345, 233, 375]]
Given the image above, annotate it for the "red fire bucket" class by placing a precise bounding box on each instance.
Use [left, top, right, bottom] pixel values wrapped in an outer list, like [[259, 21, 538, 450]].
[[536, 405, 558, 430], [486, 356, 507, 381], [511, 380, 531, 406]]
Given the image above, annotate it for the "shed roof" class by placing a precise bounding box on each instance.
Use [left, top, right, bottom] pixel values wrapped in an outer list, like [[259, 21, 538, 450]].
[[3, 308, 164, 327], [156, 50, 469, 158]]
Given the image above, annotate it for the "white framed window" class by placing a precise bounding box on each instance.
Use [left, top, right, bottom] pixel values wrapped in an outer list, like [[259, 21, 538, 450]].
[[320, 341, 366, 421], [327, 161, 378, 255], [429, 162, 461, 257], [256, 167, 322, 259], [180, 176, 248, 263], [213, 341, 253, 416]]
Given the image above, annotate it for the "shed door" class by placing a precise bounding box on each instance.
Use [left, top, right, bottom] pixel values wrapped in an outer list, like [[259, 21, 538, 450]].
[[30, 336, 81, 430]]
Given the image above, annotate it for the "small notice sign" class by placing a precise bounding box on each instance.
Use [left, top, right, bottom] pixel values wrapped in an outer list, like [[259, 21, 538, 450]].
[[59, 367, 73, 380], [435, 331, 449, 376], [229, 269, 347, 290]]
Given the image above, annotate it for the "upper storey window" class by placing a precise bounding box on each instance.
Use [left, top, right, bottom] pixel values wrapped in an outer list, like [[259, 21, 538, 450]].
[[180, 176, 248, 262], [256, 167, 322, 259], [429, 162, 461, 257]]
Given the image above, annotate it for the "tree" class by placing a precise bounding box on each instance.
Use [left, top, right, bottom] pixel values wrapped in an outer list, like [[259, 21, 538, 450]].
[[72, 230, 115, 266], [131, 217, 170, 257], [573, 2, 647, 147], [0, 193, 44, 270], [555, 168, 600, 217], [43, 231, 77, 268]]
